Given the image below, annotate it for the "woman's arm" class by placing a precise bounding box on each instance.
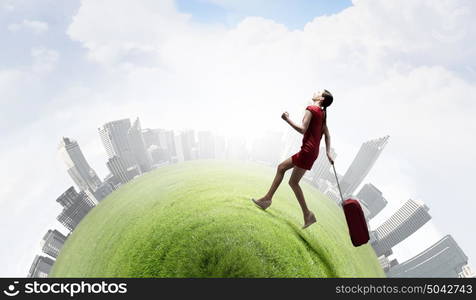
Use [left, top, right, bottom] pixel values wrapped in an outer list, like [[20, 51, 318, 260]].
[[281, 110, 312, 135], [323, 123, 334, 164]]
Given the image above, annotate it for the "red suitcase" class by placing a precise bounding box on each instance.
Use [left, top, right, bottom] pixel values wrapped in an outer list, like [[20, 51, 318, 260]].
[[331, 163, 370, 247]]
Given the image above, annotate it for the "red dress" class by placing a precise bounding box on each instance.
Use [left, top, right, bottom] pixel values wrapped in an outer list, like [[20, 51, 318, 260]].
[[291, 105, 325, 170]]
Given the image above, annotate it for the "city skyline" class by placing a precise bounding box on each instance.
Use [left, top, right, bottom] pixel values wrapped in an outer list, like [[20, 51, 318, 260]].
[[26, 114, 474, 278]]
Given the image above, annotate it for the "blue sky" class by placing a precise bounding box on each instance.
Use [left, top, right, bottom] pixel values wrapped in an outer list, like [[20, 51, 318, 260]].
[[0, 1, 79, 67], [176, 0, 352, 29]]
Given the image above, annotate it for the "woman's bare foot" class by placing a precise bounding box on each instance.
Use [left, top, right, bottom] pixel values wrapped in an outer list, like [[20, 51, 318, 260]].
[[251, 197, 272, 210], [302, 211, 316, 229]]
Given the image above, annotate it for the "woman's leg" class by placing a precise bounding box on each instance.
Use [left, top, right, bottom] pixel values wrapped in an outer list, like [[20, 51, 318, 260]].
[[288, 166, 316, 228], [254, 157, 294, 207]]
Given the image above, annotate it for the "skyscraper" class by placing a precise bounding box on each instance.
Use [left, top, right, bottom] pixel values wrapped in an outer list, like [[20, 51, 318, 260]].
[[106, 156, 137, 185], [214, 135, 226, 160], [40, 229, 67, 258], [279, 130, 302, 162], [157, 129, 176, 159], [104, 173, 121, 190], [89, 182, 113, 202], [386, 235, 469, 278], [378, 255, 398, 272], [148, 145, 170, 164], [226, 135, 248, 160], [371, 198, 431, 257], [340, 135, 389, 196], [180, 130, 196, 161], [356, 183, 388, 219], [310, 145, 337, 184], [128, 118, 152, 172], [58, 137, 102, 193], [173, 133, 185, 163], [198, 131, 215, 159], [142, 128, 160, 148], [27, 255, 55, 278], [459, 265, 476, 278], [251, 131, 283, 166], [56, 186, 96, 232], [323, 184, 342, 205], [98, 119, 136, 169]]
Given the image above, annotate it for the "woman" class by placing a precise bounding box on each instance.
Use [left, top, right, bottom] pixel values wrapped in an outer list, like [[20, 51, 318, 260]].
[[251, 89, 334, 229]]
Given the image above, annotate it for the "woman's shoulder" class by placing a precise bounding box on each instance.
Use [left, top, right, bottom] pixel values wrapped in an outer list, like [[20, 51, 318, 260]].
[[306, 105, 322, 112]]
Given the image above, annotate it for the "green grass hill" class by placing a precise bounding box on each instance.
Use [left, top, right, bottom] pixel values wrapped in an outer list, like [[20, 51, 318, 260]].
[[50, 160, 385, 278]]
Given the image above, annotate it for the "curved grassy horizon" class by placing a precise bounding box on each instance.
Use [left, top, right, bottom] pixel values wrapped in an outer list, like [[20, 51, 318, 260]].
[[50, 160, 385, 278]]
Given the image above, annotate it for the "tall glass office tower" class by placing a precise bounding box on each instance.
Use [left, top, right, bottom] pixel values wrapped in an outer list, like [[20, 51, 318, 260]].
[[356, 183, 388, 220], [40, 229, 67, 258], [340, 135, 389, 196], [98, 119, 136, 169], [386, 235, 468, 278], [58, 137, 102, 192], [128, 118, 152, 172], [371, 198, 431, 257]]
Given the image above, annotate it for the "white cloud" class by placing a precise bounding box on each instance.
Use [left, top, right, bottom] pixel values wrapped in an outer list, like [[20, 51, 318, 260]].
[[67, 0, 193, 65], [8, 19, 49, 34], [64, 0, 476, 151], [0, 46, 60, 131], [0, 69, 24, 104], [30, 46, 59, 73], [2, 3, 14, 11]]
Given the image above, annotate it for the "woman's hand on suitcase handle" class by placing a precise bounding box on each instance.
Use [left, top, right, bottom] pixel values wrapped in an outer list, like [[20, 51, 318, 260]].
[[327, 151, 334, 165]]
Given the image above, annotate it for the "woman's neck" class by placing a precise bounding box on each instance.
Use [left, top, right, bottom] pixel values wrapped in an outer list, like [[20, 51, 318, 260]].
[[311, 101, 322, 108]]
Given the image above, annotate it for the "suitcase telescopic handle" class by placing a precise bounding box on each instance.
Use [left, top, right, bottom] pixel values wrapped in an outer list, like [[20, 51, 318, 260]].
[[331, 162, 345, 207]]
